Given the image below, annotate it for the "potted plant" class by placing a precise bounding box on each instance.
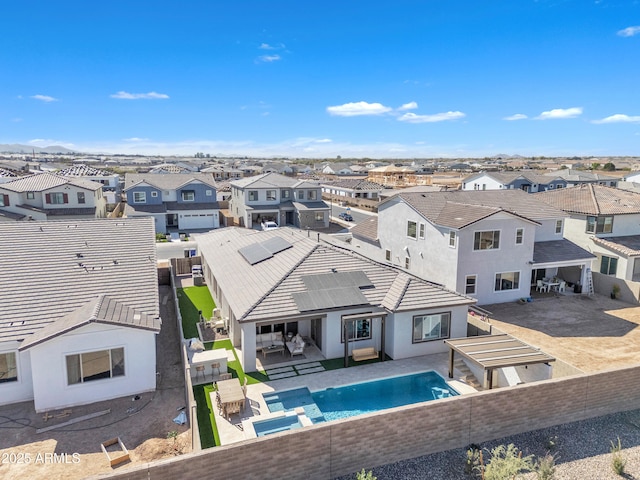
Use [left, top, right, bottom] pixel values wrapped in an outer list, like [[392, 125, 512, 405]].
[[611, 284, 621, 299]]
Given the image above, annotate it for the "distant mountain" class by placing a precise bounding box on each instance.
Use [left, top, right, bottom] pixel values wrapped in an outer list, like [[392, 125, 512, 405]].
[[0, 143, 76, 154]]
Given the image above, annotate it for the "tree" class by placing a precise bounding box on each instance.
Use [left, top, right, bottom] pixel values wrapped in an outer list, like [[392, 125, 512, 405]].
[[591, 162, 601, 170], [602, 162, 616, 171]]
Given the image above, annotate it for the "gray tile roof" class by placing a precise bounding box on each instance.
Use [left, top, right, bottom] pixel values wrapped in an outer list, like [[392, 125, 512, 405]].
[[592, 235, 640, 257], [16, 204, 97, 216], [0, 208, 26, 220], [543, 169, 617, 182], [0, 217, 159, 343], [321, 179, 385, 191], [19, 295, 161, 350], [231, 172, 319, 189], [124, 173, 217, 191], [124, 203, 167, 215], [534, 184, 640, 215], [350, 216, 379, 246], [383, 190, 560, 229], [0, 172, 103, 192], [532, 240, 596, 264], [56, 164, 112, 177], [196, 227, 474, 323], [291, 201, 329, 211], [464, 171, 562, 185]]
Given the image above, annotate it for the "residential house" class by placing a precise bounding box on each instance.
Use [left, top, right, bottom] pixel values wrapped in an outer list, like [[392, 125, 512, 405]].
[[123, 173, 220, 233], [462, 171, 566, 192], [321, 163, 354, 175], [535, 185, 640, 286], [321, 179, 385, 201], [367, 165, 416, 187], [0, 218, 160, 412], [543, 169, 618, 187], [201, 164, 244, 181], [351, 190, 594, 305], [229, 172, 329, 229], [56, 164, 121, 206], [195, 227, 475, 372], [0, 172, 107, 221]]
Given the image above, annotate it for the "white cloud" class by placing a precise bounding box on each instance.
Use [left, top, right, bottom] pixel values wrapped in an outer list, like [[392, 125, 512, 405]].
[[257, 54, 281, 63], [315, 138, 332, 143], [617, 26, 640, 37], [123, 137, 149, 142], [592, 114, 640, 124], [259, 43, 275, 50], [535, 107, 583, 120], [28, 138, 76, 148], [504, 113, 528, 121], [398, 101, 418, 111], [327, 101, 393, 117], [31, 94, 58, 102], [110, 91, 169, 100], [397, 111, 466, 123]]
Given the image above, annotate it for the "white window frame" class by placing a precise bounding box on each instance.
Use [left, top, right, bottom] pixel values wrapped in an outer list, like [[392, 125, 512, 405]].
[[66, 347, 125, 385], [419, 223, 425, 239], [412, 312, 451, 343], [27, 192, 35, 200], [341, 317, 372, 342], [385, 249, 391, 261], [494, 271, 520, 292], [297, 190, 305, 200], [266, 190, 277, 201], [133, 191, 146, 203], [515, 228, 524, 245], [181, 190, 195, 202], [282, 189, 290, 199], [465, 275, 477, 295], [315, 212, 323, 222], [555, 219, 563, 234], [151, 191, 158, 198], [248, 190, 258, 201], [0, 351, 18, 383], [405, 256, 410, 269], [206, 189, 213, 196], [407, 220, 417, 239], [474, 230, 500, 251], [308, 190, 317, 200], [586, 215, 613, 234], [449, 231, 456, 248]]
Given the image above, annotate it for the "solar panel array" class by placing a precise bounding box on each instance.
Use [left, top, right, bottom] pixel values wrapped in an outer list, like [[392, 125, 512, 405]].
[[302, 271, 373, 290], [292, 271, 374, 312], [238, 236, 293, 265]]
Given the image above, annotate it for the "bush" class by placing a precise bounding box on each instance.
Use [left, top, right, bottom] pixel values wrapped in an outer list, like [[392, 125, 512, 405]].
[[356, 469, 376, 480], [535, 453, 557, 480], [610, 437, 626, 475], [476, 444, 534, 480]]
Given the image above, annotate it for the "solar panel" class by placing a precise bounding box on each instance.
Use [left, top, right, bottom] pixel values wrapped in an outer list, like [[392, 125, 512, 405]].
[[301, 271, 373, 290], [292, 286, 369, 312], [238, 243, 273, 265], [261, 236, 293, 255]]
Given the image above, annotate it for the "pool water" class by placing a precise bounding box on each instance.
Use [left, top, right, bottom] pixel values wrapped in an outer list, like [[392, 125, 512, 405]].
[[264, 371, 458, 424], [253, 414, 303, 437]]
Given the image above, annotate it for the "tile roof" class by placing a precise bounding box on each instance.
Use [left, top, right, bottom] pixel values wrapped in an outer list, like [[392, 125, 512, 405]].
[[592, 236, 640, 257], [230, 172, 299, 189], [464, 171, 563, 185], [56, 164, 112, 177], [291, 201, 329, 211], [321, 179, 385, 191], [534, 184, 640, 215], [350, 216, 379, 246], [543, 169, 617, 182], [124, 173, 217, 191], [16, 204, 97, 216], [383, 190, 562, 228], [196, 227, 474, 323], [0, 172, 103, 192], [0, 217, 159, 343], [532, 239, 595, 264]]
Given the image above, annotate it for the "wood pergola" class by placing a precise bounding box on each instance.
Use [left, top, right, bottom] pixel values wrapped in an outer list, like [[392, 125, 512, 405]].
[[445, 334, 555, 389]]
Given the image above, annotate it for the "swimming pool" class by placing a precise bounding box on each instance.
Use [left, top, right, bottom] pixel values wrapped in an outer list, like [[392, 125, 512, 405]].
[[252, 414, 304, 437], [264, 371, 458, 423]]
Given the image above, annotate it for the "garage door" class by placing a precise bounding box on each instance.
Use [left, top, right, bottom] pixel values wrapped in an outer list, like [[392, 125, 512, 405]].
[[179, 212, 219, 229]]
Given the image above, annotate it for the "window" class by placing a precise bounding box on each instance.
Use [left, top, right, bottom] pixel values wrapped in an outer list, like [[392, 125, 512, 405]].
[[315, 212, 324, 222], [474, 231, 500, 250], [206, 190, 212, 196], [494, 271, 520, 291], [297, 190, 305, 200], [405, 256, 410, 269], [77, 192, 86, 204], [281, 190, 290, 199], [342, 318, 371, 342], [419, 223, 425, 239], [385, 249, 391, 261], [248, 190, 258, 201], [555, 219, 563, 234], [465, 275, 477, 295], [586, 216, 613, 234], [0, 194, 8, 207], [0, 352, 17, 383], [181, 190, 195, 201], [266, 190, 276, 201], [46, 192, 68, 204], [413, 312, 451, 343], [133, 191, 146, 203], [407, 220, 417, 239], [515, 228, 524, 245], [449, 231, 456, 248], [66, 347, 125, 385], [27, 192, 35, 200], [600, 256, 618, 275], [151, 191, 158, 198], [308, 190, 317, 200]]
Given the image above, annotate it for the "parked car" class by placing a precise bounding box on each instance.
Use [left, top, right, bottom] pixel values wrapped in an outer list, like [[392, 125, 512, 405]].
[[261, 221, 279, 231], [338, 212, 353, 222]]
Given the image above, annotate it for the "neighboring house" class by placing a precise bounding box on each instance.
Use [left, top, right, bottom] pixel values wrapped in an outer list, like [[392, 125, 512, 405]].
[[201, 164, 244, 181], [623, 171, 640, 184], [321, 179, 385, 200], [462, 172, 566, 193], [367, 165, 416, 187], [321, 163, 353, 175], [535, 185, 640, 283], [0, 172, 107, 221], [0, 167, 19, 184], [351, 190, 594, 305], [123, 173, 220, 233], [544, 169, 618, 187], [196, 227, 475, 372], [229, 172, 329, 229], [261, 162, 294, 175], [0, 217, 160, 412], [56, 164, 121, 206], [149, 162, 197, 174]]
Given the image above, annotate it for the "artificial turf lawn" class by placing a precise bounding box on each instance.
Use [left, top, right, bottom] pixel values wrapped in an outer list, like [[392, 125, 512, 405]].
[[177, 286, 216, 339]]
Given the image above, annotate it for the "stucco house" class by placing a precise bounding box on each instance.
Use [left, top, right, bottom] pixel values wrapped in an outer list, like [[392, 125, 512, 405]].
[[321, 179, 385, 201], [462, 171, 566, 193], [543, 169, 618, 187], [351, 190, 594, 305], [0, 217, 160, 412], [195, 227, 475, 373], [123, 173, 220, 233], [0, 172, 107, 222], [229, 172, 329, 229], [55, 164, 121, 206]]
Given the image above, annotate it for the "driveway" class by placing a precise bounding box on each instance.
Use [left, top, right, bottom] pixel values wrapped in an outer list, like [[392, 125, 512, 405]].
[[484, 293, 640, 373]]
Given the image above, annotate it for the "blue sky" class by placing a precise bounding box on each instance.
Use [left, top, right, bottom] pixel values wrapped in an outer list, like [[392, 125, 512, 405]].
[[1, 1, 639, 158]]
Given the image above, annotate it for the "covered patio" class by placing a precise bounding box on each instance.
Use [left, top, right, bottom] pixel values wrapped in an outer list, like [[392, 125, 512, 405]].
[[445, 334, 556, 389], [531, 239, 595, 295]]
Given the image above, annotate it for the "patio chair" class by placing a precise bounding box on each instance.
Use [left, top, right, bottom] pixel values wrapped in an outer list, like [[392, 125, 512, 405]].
[[211, 362, 221, 377], [558, 281, 566, 293], [219, 373, 232, 381], [536, 280, 548, 293]]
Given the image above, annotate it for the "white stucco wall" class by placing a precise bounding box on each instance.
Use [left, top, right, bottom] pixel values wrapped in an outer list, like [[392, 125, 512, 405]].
[[461, 174, 503, 191], [28, 323, 157, 412], [0, 341, 34, 407]]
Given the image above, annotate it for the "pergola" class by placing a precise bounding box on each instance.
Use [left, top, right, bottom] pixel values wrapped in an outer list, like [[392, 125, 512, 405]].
[[445, 334, 555, 389]]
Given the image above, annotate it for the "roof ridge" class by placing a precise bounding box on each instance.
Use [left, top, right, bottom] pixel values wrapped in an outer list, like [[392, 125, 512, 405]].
[[588, 183, 601, 215], [385, 273, 412, 311]]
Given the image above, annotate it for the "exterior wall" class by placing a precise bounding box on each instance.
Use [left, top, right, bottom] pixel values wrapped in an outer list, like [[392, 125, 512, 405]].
[[534, 217, 566, 241], [0, 341, 34, 406], [461, 174, 503, 191], [28, 323, 157, 412], [177, 182, 216, 204], [298, 209, 329, 229], [387, 306, 468, 360], [126, 185, 163, 205], [321, 309, 383, 360], [105, 364, 640, 480]]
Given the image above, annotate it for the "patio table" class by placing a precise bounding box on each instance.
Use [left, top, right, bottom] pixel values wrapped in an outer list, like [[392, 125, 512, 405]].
[[216, 378, 244, 418], [543, 280, 560, 291]]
